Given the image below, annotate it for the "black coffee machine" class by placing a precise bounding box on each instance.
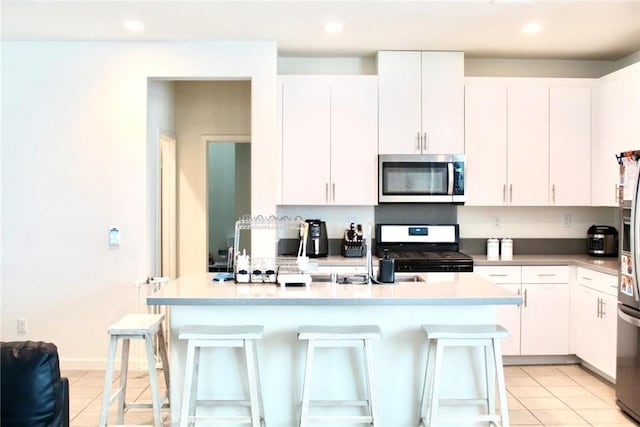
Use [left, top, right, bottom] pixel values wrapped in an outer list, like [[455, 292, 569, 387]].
[[304, 219, 328, 257]]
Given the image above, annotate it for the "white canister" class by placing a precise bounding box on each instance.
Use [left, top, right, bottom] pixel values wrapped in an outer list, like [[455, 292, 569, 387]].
[[487, 238, 499, 260], [501, 238, 513, 260]]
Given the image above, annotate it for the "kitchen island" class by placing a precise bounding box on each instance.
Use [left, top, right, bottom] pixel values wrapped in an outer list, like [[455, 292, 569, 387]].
[[148, 272, 521, 427]]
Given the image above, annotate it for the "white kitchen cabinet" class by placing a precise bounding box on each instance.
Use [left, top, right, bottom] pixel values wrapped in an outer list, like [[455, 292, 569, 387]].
[[593, 62, 640, 206], [520, 266, 571, 355], [464, 83, 508, 205], [466, 78, 595, 206], [378, 51, 464, 155], [475, 266, 522, 355], [574, 267, 618, 379], [280, 76, 378, 205], [549, 86, 592, 205], [508, 85, 550, 206]]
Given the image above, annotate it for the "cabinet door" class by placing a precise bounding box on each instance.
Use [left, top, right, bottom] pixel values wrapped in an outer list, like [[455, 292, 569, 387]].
[[593, 77, 622, 206], [330, 78, 378, 205], [600, 292, 618, 379], [621, 63, 640, 153], [521, 283, 570, 355], [549, 86, 592, 205], [508, 86, 550, 205], [281, 81, 331, 204], [421, 51, 464, 154], [464, 82, 508, 205], [378, 51, 422, 154], [497, 283, 522, 356], [574, 284, 600, 367]]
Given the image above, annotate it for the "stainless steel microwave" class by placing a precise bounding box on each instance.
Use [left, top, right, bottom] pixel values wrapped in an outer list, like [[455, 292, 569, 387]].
[[378, 154, 465, 203]]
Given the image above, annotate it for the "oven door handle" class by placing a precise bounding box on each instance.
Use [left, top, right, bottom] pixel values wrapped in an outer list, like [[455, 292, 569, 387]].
[[619, 307, 640, 327], [447, 163, 454, 195]]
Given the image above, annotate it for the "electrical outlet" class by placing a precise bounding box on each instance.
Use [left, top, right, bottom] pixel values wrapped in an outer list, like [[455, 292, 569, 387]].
[[17, 318, 27, 335], [562, 214, 572, 228], [492, 216, 502, 229]]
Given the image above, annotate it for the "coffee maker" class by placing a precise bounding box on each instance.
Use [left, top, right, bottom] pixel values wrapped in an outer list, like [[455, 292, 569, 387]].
[[304, 219, 328, 257]]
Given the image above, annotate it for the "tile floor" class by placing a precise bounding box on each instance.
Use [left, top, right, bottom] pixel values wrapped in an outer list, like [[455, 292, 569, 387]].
[[66, 364, 637, 426]]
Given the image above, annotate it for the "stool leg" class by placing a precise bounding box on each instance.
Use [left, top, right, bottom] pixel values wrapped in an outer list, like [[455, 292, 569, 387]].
[[299, 340, 315, 427], [492, 338, 510, 427], [179, 341, 197, 427], [99, 335, 119, 426], [157, 324, 171, 399], [251, 340, 265, 426], [145, 332, 163, 427], [244, 339, 261, 427], [485, 341, 496, 418], [117, 338, 131, 424], [363, 339, 379, 426], [427, 340, 445, 427], [419, 338, 436, 426]]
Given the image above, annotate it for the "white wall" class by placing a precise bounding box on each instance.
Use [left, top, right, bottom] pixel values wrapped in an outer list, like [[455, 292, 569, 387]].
[[1, 41, 277, 368], [458, 206, 618, 238]]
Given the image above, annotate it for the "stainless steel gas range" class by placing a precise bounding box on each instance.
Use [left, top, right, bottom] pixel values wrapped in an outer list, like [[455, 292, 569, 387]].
[[375, 224, 473, 273]]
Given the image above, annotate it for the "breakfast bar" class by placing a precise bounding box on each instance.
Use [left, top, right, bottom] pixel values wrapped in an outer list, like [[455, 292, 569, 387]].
[[148, 272, 522, 427]]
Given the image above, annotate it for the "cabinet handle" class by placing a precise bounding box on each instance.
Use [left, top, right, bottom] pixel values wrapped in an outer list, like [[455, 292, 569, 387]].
[[523, 288, 528, 308], [597, 297, 601, 318], [416, 132, 421, 152], [581, 276, 593, 281], [552, 184, 556, 203], [489, 274, 508, 277], [509, 185, 513, 203], [332, 183, 336, 203], [517, 288, 522, 307], [537, 273, 556, 277], [325, 183, 329, 204], [503, 184, 506, 204], [601, 299, 606, 317], [423, 132, 428, 153]]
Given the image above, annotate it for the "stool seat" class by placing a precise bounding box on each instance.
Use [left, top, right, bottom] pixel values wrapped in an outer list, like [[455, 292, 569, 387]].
[[179, 324, 265, 427], [419, 323, 510, 427], [99, 313, 170, 427], [422, 324, 509, 340], [108, 314, 164, 336], [179, 325, 263, 340], [298, 324, 381, 426], [298, 325, 382, 340]]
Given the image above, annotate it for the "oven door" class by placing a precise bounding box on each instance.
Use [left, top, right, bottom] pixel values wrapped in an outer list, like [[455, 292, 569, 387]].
[[378, 154, 454, 203]]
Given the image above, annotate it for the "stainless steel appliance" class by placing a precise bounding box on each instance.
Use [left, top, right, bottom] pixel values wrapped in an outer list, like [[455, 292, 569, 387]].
[[378, 154, 465, 204], [303, 219, 328, 258], [375, 224, 473, 272], [616, 150, 640, 423], [587, 225, 618, 257]]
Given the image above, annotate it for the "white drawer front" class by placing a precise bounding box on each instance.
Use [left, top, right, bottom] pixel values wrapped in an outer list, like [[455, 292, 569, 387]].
[[576, 267, 617, 296], [475, 266, 521, 284], [522, 265, 570, 283]]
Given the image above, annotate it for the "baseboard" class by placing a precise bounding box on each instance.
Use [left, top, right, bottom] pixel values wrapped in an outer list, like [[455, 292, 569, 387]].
[[503, 354, 580, 366]]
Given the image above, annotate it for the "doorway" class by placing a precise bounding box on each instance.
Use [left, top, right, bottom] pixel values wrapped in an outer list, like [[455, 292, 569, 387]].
[[160, 134, 177, 279], [206, 138, 251, 271]]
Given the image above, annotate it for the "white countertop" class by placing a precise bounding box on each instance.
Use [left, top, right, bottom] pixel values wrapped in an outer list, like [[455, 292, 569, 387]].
[[147, 272, 522, 306]]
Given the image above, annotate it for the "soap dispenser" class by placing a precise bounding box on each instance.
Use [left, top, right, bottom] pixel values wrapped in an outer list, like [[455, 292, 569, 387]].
[[378, 249, 395, 283]]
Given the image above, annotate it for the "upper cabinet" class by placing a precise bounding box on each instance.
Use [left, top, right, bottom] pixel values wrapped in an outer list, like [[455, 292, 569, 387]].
[[465, 78, 594, 206], [279, 75, 378, 206], [378, 51, 464, 155], [593, 62, 640, 207]]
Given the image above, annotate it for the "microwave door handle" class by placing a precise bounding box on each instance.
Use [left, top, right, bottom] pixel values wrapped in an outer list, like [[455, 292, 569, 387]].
[[447, 163, 454, 195]]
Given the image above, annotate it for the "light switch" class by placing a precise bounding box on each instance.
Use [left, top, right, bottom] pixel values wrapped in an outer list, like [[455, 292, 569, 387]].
[[109, 227, 121, 247]]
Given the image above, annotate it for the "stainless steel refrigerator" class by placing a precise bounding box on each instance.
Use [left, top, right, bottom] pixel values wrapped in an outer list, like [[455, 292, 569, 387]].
[[616, 150, 640, 423]]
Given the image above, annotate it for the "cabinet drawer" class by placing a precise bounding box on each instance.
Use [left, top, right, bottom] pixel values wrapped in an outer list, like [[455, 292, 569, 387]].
[[475, 266, 521, 283], [522, 266, 570, 283], [576, 267, 618, 297]]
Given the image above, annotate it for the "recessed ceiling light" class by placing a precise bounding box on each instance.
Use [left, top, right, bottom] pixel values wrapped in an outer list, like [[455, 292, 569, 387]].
[[522, 22, 542, 34], [324, 21, 344, 34], [124, 20, 145, 32]]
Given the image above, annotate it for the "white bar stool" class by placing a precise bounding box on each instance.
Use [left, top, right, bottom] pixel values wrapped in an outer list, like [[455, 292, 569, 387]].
[[419, 324, 510, 427], [178, 325, 265, 427], [99, 313, 170, 427], [297, 325, 382, 427]]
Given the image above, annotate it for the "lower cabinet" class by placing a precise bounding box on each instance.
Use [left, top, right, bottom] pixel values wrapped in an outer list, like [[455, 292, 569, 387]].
[[476, 265, 570, 356], [574, 267, 618, 379]]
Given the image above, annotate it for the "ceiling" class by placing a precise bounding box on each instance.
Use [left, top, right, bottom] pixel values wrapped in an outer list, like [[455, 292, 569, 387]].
[[2, 0, 639, 61]]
